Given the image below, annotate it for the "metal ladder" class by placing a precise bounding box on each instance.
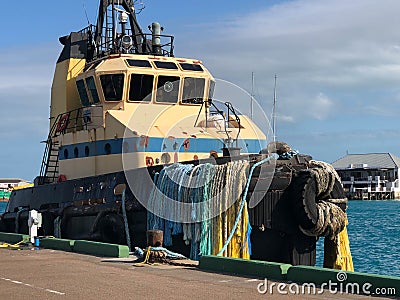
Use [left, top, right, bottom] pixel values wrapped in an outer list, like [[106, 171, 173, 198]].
[[38, 115, 63, 185]]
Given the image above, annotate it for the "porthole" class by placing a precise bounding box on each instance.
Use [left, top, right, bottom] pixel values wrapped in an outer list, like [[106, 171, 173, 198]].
[[74, 147, 79, 158], [64, 149, 69, 159], [85, 146, 90, 157], [105, 143, 112, 155], [123, 141, 129, 153]]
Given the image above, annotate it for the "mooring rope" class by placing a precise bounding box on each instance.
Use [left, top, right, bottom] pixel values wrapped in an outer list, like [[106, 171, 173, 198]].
[[217, 156, 273, 256], [297, 160, 353, 272], [147, 158, 262, 260], [299, 160, 348, 238]]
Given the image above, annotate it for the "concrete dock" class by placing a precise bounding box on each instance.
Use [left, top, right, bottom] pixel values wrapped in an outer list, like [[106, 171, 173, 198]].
[[0, 248, 395, 299]]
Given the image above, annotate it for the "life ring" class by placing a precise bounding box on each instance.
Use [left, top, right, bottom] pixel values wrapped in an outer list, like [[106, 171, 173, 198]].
[[56, 114, 69, 133], [146, 156, 154, 167], [58, 174, 67, 182], [183, 139, 190, 151]]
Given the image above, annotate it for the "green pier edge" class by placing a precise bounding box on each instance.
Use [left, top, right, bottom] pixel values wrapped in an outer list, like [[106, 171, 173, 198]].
[[1, 232, 399, 296], [199, 255, 400, 296], [0, 232, 129, 258]]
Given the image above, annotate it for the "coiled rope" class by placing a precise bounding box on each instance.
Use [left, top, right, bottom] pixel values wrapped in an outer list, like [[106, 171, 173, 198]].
[[298, 160, 353, 271], [299, 160, 348, 238]]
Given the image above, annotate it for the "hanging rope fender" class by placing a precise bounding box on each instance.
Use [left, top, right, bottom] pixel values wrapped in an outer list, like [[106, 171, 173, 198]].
[[217, 155, 274, 256], [298, 160, 348, 238]]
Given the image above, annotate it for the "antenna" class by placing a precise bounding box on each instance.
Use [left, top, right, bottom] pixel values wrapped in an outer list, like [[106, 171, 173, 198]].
[[134, 0, 146, 14], [250, 72, 254, 120], [272, 74, 277, 142], [83, 2, 90, 25]]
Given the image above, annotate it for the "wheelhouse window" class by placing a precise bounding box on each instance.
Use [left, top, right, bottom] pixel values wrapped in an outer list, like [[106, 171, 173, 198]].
[[156, 76, 180, 104], [209, 80, 216, 99], [129, 74, 154, 102], [85, 76, 100, 104], [76, 79, 90, 107], [153, 61, 178, 70], [180, 63, 204, 72], [100, 74, 125, 101], [182, 77, 205, 105], [126, 59, 152, 68]]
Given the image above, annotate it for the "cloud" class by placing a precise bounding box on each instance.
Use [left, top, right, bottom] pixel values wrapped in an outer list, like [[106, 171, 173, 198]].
[[177, 0, 400, 123], [309, 93, 334, 120], [3, 0, 400, 178], [170, 0, 400, 161], [277, 114, 295, 123], [0, 44, 59, 179]]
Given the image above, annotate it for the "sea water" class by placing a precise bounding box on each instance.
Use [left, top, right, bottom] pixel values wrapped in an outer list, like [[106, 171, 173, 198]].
[[0, 200, 399, 276], [316, 200, 400, 276], [0, 202, 6, 214]]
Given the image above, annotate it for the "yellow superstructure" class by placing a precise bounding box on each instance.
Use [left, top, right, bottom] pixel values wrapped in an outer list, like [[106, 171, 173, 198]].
[[50, 58, 86, 130], [50, 54, 266, 180], [39, 0, 268, 183]]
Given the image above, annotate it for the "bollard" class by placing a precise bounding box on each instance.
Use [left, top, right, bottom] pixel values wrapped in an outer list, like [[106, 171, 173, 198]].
[[146, 230, 163, 247]]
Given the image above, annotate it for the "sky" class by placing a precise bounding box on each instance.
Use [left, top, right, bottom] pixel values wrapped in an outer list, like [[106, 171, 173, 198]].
[[1, 0, 400, 181]]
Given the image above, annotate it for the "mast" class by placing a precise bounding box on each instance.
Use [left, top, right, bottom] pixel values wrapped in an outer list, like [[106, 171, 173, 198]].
[[112, 0, 116, 52], [272, 74, 277, 142], [250, 72, 254, 120], [94, 0, 150, 57]]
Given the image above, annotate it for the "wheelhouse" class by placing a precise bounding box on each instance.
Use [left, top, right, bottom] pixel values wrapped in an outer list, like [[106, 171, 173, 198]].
[[75, 55, 215, 112]]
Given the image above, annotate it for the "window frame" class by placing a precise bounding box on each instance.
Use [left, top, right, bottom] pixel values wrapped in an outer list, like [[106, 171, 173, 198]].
[[125, 59, 153, 68], [85, 76, 101, 104], [179, 63, 204, 72], [208, 80, 216, 100], [76, 79, 91, 107], [152, 61, 179, 70], [127, 73, 155, 103], [181, 77, 206, 106], [154, 75, 181, 104], [99, 73, 126, 102]]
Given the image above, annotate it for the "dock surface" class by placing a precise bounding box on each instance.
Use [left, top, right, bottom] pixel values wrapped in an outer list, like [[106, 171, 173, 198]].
[[0, 248, 394, 299]]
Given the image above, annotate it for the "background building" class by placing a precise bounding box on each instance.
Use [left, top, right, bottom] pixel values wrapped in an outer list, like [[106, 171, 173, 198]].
[[332, 153, 400, 200], [0, 178, 30, 190]]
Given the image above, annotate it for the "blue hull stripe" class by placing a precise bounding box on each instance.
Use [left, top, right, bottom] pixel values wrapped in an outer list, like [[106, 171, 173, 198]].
[[59, 137, 267, 160]]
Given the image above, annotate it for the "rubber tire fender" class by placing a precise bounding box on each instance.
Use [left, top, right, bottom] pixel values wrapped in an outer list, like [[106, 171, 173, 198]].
[[289, 171, 319, 230], [40, 211, 55, 236], [328, 178, 347, 213], [97, 213, 126, 245]]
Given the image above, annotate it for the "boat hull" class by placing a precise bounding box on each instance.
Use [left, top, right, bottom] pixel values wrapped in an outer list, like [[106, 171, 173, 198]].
[[0, 154, 318, 264]]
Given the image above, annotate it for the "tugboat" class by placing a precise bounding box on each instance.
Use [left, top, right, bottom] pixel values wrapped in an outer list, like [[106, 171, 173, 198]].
[[0, 0, 351, 268]]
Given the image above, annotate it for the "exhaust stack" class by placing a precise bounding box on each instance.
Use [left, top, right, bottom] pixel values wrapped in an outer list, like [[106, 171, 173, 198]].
[[151, 22, 162, 55]]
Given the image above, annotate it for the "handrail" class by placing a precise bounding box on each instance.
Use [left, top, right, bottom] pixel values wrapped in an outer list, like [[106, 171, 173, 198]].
[[85, 25, 175, 62], [38, 106, 104, 185]]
